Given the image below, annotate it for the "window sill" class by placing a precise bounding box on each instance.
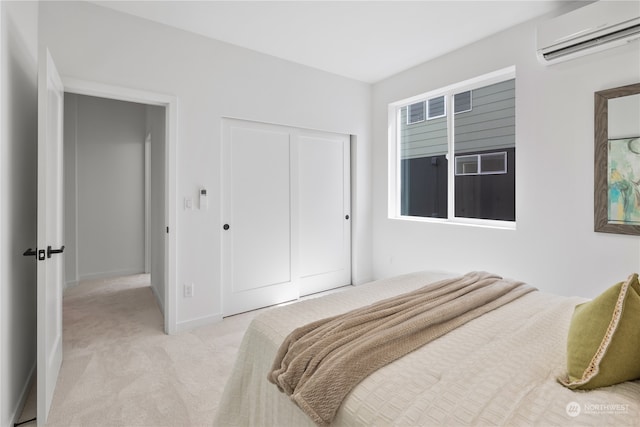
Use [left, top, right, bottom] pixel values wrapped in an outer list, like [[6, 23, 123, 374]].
[[389, 215, 516, 231]]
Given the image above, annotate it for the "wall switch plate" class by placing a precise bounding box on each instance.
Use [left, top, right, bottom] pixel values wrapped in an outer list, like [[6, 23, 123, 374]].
[[184, 283, 194, 298], [199, 188, 208, 210]]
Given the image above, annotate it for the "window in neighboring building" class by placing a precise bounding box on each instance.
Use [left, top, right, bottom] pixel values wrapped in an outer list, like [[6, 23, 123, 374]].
[[406, 101, 425, 125], [454, 90, 472, 114], [427, 96, 446, 119]]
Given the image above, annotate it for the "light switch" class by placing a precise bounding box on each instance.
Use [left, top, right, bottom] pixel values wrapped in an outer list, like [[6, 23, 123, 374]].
[[184, 197, 193, 210], [200, 188, 208, 210]]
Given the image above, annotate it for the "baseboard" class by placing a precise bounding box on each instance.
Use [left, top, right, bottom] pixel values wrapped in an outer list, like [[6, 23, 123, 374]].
[[175, 313, 223, 333], [79, 268, 145, 282], [9, 362, 35, 427]]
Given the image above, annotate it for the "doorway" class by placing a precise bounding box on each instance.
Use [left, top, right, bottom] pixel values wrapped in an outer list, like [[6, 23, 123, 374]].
[[63, 93, 166, 315], [34, 54, 177, 424], [62, 78, 178, 334]]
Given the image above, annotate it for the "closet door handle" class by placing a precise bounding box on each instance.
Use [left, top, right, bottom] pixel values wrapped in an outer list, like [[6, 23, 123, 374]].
[[345, 215, 350, 220], [223, 224, 230, 230]]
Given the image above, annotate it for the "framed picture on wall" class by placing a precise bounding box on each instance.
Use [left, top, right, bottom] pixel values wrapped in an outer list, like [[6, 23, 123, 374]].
[[594, 83, 640, 236]]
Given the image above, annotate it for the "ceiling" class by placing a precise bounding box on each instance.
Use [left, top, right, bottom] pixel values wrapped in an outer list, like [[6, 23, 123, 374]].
[[91, 1, 572, 83]]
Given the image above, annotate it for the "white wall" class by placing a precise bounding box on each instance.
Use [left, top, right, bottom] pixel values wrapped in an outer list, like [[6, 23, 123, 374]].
[[372, 3, 640, 298], [0, 2, 38, 426], [39, 1, 372, 330], [64, 94, 147, 283]]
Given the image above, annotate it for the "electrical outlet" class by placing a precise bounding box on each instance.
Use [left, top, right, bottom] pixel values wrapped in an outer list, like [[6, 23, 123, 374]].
[[184, 283, 194, 298]]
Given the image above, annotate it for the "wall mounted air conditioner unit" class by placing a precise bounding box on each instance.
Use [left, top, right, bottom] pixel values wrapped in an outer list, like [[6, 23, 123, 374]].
[[537, 1, 640, 65]]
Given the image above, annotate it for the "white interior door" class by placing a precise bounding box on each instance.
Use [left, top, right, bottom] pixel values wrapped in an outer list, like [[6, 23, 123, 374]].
[[298, 131, 351, 295], [37, 49, 65, 425], [221, 120, 298, 316]]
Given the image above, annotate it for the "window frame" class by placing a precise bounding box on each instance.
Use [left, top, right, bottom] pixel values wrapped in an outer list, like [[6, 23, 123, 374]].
[[388, 66, 516, 229]]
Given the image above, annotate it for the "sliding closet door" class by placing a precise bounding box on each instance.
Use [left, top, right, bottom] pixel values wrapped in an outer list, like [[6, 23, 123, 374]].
[[298, 131, 351, 296], [222, 119, 351, 316], [221, 119, 298, 316]]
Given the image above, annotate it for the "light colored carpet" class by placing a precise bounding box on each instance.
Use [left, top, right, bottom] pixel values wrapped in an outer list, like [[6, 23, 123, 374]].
[[16, 274, 264, 426]]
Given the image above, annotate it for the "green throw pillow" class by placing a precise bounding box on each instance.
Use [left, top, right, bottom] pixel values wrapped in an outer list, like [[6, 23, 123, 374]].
[[559, 273, 640, 390]]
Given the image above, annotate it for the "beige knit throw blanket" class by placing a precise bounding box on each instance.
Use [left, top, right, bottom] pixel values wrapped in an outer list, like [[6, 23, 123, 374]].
[[267, 271, 536, 426]]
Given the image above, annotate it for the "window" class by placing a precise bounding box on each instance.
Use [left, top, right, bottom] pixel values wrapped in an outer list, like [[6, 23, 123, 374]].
[[455, 152, 507, 176], [454, 91, 472, 114], [390, 67, 516, 225], [407, 101, 425, 124], [427, 96, 446, 119]]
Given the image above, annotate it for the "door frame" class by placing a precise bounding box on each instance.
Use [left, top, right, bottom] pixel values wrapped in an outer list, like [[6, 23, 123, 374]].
[[62, 77, 178, 334]]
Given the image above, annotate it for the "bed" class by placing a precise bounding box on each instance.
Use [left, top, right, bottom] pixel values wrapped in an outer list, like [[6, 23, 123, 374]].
[[214, 271, 640, 426]]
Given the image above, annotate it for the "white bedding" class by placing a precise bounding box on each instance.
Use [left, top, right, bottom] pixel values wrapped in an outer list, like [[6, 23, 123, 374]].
[[214, 271, 640, 426]]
